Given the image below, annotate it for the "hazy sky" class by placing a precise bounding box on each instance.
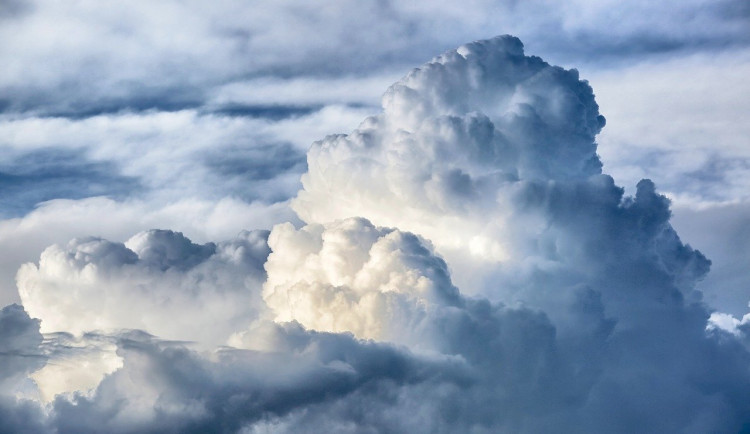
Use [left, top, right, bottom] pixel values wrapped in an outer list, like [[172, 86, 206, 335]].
[[1, 1, 749, 432]]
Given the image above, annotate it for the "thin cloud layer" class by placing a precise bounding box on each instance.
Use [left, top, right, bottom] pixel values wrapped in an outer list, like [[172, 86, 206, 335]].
[[1, 35, 749, 433], [1, 0, 746, 117]]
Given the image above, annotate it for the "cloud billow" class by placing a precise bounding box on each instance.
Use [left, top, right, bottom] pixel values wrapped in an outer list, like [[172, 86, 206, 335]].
[[2, 35, 749, 432]]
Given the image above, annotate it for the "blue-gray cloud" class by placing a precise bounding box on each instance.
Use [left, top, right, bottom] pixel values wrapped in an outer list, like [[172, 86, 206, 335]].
[[203, 142, 306, 203], [0, 0, 747, 118], [0, 148, 141, 218]]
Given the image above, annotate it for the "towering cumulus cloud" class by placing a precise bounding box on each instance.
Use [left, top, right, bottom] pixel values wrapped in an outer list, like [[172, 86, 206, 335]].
[[4, 36, 750, 432], [293, 36, 605, 286]]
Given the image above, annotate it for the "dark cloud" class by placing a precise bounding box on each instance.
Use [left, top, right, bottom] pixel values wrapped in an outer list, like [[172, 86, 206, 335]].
[[208, 104, 322, 120], [0, 303, 44, 381], [0, 148, 141, 217], [0, 0, 32, 19], [48, 325, 461, 434], [203, 142, 306, 203]]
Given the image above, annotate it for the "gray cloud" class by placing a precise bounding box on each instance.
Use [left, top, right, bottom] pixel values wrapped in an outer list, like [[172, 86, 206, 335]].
[[0, 0, 747, 118], [47, 326, 462, 434], [0, 147, 142, 218], [0, 303, 44, 384]]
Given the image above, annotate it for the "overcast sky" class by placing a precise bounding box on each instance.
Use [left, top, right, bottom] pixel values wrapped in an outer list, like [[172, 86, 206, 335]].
[[1, 1, 750, 432]]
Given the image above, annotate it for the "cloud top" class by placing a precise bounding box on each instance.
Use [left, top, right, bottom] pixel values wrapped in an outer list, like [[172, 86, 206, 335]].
[[292, 36, 607, 282]]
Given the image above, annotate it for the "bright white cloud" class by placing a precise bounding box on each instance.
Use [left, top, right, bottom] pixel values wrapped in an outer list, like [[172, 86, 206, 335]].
[[263, 217, 460, 345], [0, 196, 294, 308], [293, 36, 606, 295], [18, 229, 270, 346]]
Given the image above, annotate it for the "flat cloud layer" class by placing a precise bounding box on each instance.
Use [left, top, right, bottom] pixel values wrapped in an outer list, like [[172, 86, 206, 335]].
[[2, 35, 750, 433]]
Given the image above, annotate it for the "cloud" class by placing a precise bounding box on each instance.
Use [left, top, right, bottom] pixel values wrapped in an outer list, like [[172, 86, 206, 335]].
[[0, 147, 141, 218], [17, 229, 270, 346], [0, 303, 44, 391], [293, 35, 607, 293], [0, 196, 296, 308], [281, 36, 750, 431], [2, 35, 750, 433], [1, 0, 746, 118], [15, 228, 270, 400], [263, 217, 461, 344], [0, 104, 373, 306]]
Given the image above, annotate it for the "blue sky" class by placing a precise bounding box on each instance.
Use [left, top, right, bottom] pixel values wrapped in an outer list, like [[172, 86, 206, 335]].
[[1, 1, 749, 432]]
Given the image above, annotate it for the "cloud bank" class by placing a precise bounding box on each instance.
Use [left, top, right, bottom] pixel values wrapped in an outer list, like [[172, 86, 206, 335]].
[[1, 35, 749, 433]]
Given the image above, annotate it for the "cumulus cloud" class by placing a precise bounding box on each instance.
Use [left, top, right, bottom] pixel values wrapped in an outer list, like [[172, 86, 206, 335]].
[[263, 218, 460, 344], [293, 36, 606, 293], [282, 36, 750, 431], [2, 35, 750, 433], [13, 228, 271, 400], [18, 229, 270, 346], [0, 195, 294, 308]]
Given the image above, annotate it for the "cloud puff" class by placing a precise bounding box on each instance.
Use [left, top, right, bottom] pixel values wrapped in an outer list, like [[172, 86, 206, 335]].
[[263, 217, 460, 344], [15, 228, 271, 400], [17, 229, 270, 347]]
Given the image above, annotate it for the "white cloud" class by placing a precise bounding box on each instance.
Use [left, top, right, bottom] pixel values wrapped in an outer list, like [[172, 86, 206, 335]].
[[263, 217, 460, 345], [18, 229, 270, 346], [15, 228, 271, 401], [0, 196, 294, 308], [1, 31, 750, 433], [293, 36, 606, 295]]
